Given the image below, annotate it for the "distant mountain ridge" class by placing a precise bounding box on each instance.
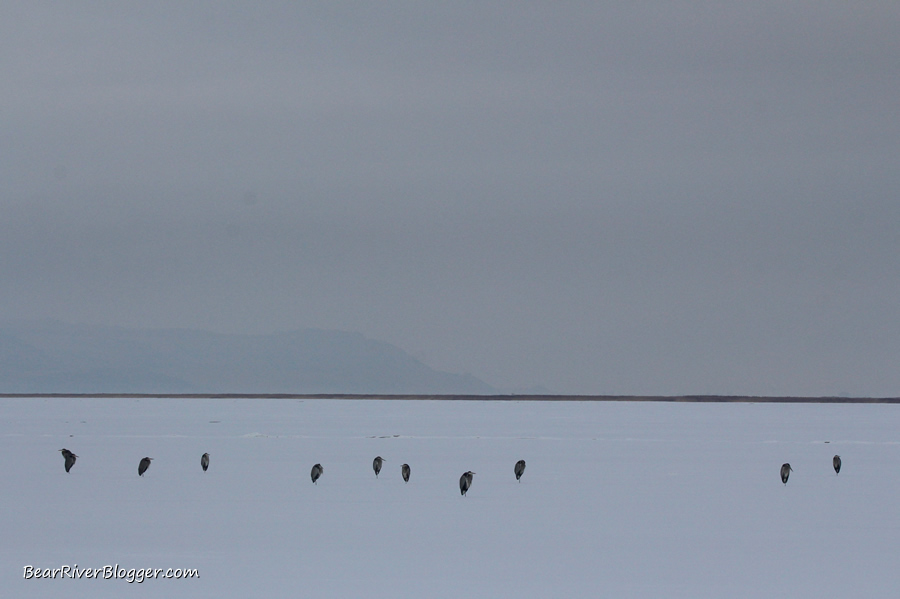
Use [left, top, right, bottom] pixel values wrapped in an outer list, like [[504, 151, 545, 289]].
[[0, 320, 495, 394]]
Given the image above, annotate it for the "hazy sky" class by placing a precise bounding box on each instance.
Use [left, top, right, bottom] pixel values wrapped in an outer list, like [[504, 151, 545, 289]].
[[2, 2, 899, 395]]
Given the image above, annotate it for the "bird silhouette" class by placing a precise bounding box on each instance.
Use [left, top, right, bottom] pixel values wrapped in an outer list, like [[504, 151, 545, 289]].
[[780, 463, 792, 485], [311, 463, 323, 484], [514, 459, 526, 482], [59, 449, 78, 473], [460, 471, 475, 496]]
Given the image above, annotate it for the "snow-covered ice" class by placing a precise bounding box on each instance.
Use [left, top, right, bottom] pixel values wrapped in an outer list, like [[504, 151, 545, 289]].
[[2, 397, 899, 598]]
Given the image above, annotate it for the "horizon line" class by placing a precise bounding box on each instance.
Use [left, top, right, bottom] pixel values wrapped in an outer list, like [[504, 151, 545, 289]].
[[1, 393, 897, 403]]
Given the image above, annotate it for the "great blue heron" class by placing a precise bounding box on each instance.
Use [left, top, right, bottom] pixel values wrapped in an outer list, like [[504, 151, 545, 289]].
[[833, 455, 841, 475], [514, 459, 526, 482], [373, 456, 384, 478], [459, 471, 475, 496], [781, 463, 792, 485], [311, 463, 323, 484], [401, 463, 410, 483], [201, 453, 210, 472], [139, 457, 153, 476], [59, 448, 77, 473]]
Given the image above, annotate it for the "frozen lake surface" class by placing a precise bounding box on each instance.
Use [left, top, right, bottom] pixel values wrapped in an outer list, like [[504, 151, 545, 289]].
[[2, 397, 899, 598]]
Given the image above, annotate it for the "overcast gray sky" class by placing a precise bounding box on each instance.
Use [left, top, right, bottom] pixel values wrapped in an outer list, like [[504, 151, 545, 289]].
[[2, 2, 899, 395]]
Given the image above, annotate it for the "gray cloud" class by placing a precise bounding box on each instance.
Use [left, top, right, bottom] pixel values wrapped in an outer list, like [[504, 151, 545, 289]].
[[2, 2, 899, 394]]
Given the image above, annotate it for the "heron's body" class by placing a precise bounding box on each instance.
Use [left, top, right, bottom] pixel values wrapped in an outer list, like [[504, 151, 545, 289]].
[[59, 449, 78, 473], [201, 452, 210, 472], [311, 463, 323, 484], [460, 471, 475, 496], [373, 456, 383, 478], [833, 455, 841, 475], [401, 463, 410, 483], [138, 457, 153, 476], [781, 463, 792, 485], [514, 459, 526, 481]]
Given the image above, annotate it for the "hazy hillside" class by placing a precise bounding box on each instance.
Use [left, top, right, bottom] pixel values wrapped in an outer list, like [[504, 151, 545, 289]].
[[0, 320, 494, 394]]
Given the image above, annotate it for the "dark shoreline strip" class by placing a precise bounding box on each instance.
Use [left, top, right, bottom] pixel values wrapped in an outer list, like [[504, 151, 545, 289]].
[[0, 393, 897, 403]]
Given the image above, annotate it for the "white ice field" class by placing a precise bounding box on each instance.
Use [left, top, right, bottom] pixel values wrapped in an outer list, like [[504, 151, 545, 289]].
[[3, 397, 899, 598]]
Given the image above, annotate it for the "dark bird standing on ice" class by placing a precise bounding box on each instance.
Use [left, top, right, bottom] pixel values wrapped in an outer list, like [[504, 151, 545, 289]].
[[833, 455, 841, 475], [459, 471, 475, 496], [401, 463, 410, 483], [138, 457, 153, 476], [781, 463, 792, 485], [311, 463, 323, 484], [201, 453, 210, 472], [373, 456, 384, 478], [59, 449, 78, 473], [514, 459, 526, 482]]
